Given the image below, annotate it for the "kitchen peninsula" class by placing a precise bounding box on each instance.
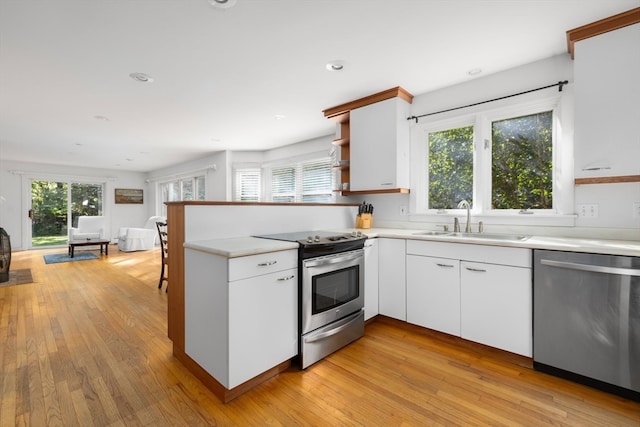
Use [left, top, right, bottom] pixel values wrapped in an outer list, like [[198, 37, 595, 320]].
[[166, 201, 640, 402]]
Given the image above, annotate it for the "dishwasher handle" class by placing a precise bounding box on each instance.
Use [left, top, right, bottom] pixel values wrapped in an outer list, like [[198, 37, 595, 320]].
[[540, 259, 640, 277]]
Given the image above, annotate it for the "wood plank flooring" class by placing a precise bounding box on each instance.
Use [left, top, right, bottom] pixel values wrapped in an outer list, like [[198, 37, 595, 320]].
[[1, 246, 639, 426]]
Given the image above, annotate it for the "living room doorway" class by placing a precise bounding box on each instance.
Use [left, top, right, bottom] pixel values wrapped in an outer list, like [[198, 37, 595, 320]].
[[29, 179, 104, 248]]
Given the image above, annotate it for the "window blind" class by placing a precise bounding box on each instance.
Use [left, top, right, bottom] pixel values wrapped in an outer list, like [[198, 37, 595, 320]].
[[234, 169, 261, 201]]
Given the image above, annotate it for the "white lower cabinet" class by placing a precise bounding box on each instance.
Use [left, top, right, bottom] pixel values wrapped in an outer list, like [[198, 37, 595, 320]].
[[185, 248, 298, 389], [406, 255, 460, 336], [363, 238, 379, 321], [460, 261, 532, 357], [405, 240, 532, 357], [378, 238, 406, 321]]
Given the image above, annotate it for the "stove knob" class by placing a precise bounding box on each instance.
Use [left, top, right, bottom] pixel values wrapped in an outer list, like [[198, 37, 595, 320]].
[[314, 235, 320, 242], [307, 236, 314, 243]]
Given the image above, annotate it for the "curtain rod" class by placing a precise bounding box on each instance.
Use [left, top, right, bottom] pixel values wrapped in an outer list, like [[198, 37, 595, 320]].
[[407, 80, 569, 123]]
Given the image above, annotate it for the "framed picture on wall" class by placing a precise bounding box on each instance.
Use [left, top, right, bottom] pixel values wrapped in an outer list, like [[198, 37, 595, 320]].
[[115, 188, 144, 204]]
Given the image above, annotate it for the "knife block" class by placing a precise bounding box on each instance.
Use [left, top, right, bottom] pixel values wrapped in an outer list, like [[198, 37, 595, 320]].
[[356, 213, 372, 229]]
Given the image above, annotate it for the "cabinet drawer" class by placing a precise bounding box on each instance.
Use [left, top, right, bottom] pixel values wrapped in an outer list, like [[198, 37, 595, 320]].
[[228, 249, 297, 282], [406, 240, 531, 268]]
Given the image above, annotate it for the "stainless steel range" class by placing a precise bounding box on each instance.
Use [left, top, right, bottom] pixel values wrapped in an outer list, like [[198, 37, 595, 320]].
[[255, 231, 367, 368]]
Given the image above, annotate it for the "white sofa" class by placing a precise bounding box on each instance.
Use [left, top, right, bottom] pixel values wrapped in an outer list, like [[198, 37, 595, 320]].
[[69, 216, 106, 241], [117, 216, 165, 252]]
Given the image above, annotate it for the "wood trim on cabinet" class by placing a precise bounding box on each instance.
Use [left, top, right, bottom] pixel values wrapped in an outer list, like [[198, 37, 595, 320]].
[[172, 344, 292, 403], [342, 188, 410, 196], [575, 175, 640, 185], [566, 7, 640, 59], [323, 86, 414, 120], [166, 203, 185, 349]]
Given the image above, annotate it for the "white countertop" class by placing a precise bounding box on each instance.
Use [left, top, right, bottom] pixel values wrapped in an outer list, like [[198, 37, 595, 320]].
[[184, 237, 299, 258], [356, 228, 640, 257], [184, 228, 640, 258]]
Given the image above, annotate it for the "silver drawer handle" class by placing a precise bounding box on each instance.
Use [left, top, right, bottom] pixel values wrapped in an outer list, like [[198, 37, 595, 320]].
[[465, 267, 486, 272], [277, 275, 295, 281], [541, 259, 640, 276], [258, 260, 277, 266], [436, 263, 455, 268]]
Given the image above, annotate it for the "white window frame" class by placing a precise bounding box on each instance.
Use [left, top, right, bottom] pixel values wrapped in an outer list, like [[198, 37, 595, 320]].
[[410, 94, 574, 226], [157, 175, 206, 216], [262, 156, 335, 203], [233, 167, 262, 201]]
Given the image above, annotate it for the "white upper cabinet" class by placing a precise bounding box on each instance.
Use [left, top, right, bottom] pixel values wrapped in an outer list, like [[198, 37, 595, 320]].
[[350, 97, 411, 191], [573, 21, 640, 178]]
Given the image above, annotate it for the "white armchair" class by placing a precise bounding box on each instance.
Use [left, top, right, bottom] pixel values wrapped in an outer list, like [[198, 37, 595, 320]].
[[117, 216, 165, 252], [69, 216, 106, 241]]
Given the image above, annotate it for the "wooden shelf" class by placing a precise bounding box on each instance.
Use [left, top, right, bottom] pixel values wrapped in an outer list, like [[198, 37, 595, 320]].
[[332, 137, 350, 146], [575, 175, 640, 185], [342, 188, 410, 196]]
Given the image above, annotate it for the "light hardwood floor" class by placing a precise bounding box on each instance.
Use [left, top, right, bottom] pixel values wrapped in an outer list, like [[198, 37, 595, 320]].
[[1, 246, 639, 426]]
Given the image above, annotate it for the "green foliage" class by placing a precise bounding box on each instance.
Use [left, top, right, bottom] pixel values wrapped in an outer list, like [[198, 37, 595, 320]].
[[70, 183, 103, 226], [428, 126, 474, 209], [492, 112, 552, 209], [31, 181, 68, 237]]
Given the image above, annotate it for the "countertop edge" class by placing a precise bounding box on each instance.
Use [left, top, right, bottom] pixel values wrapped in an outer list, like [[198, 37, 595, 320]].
[[357, 228, 640, 257], [184, 237, 299, 258]]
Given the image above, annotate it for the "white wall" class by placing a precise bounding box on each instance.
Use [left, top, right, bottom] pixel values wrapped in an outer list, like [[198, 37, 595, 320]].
[[0, 159, 149, 250], [341, 53, 639, 240]]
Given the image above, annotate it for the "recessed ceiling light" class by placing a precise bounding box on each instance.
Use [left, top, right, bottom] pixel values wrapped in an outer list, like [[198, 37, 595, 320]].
[[94, 115, 110, 121], [129, 72, 154, 83], [467, 68, 482, 76], [274, 114, 286, 120], [326, 60, 345, 72], [209, 0, 237, 9]]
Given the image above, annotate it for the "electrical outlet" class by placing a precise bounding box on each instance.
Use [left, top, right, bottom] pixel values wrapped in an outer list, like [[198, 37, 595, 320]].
[[399, 205, 408, 216], [633, 202, 640, 218], [578, 204, 599, 218]]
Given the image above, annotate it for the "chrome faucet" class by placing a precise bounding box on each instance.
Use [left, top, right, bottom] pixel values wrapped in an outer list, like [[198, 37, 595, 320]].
[[457, 200, 472, 233]]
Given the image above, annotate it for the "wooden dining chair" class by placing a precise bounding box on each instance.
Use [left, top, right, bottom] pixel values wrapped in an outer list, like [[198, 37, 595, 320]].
[[156, 221, 168, 292]]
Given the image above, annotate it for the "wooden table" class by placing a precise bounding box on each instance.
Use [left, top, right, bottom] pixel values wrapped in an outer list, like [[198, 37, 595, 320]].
[[68, 239, 110, 258]]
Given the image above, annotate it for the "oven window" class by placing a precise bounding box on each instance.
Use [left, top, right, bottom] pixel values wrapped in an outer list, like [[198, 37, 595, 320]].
[[312, 265, 359, 314]]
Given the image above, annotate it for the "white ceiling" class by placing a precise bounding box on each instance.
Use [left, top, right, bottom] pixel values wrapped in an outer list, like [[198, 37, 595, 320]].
[[1, 0, 638, 172]]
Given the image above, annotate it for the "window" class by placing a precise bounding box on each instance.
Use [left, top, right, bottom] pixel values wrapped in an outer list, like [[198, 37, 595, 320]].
[[428, 125, 474, 209], [414, 97, 565, 219], [271, 166, 296, 202], [159, 175, 205, 216], [491, 111, 552, 209], [234, 168, 261, 201], [269, 158, 333, 203]]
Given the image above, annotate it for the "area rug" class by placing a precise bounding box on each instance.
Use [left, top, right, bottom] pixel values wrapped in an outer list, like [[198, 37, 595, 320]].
[[44, 252, 98, 264], [0, 269, 34, 288]]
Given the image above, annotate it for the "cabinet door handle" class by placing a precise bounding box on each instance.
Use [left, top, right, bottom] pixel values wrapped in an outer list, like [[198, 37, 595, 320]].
[[277, 275, 295, 281], [465, 267, 486, 272], [436, 263, 455, 268], [258, 260, 277, 266]]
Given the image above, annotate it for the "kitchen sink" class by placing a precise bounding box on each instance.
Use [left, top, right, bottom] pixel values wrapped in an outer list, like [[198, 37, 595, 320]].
[[412, 231, 453, 236], [449, 232, 530, 241], [413, 231, 530, 241]]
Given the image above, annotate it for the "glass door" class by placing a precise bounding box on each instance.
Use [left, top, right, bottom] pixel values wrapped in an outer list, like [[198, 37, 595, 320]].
[[30, 180, 69, 247], [29, 180, 104, 248]]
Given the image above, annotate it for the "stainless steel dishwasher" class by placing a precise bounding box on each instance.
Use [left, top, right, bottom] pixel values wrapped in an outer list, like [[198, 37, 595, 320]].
[[533, 249, 640, 402]]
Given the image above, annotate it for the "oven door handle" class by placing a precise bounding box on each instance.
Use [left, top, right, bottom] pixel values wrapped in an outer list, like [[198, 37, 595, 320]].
[[304, 311, 362, 343], [304, 251, 362, 268]]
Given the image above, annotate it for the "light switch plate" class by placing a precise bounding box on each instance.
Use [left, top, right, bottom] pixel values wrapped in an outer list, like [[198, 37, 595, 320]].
[[633, 202, 640, 218]]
